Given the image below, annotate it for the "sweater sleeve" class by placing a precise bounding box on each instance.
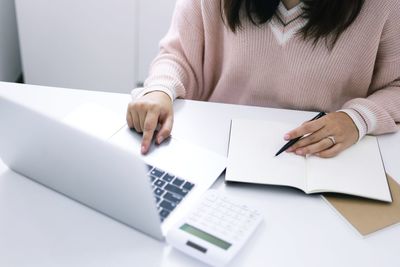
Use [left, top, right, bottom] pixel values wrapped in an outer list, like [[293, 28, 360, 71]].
[[341, 5, 400, 139], [133, 0, 206, 101]]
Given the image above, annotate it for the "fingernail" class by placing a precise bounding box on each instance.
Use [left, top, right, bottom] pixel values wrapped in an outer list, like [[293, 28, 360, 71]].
[[284, 134, 290, 140], [157, 137, 163, 144], [141, 145, 146, 154], [286, 147, 294, 152], [296, 149, 303, 155]]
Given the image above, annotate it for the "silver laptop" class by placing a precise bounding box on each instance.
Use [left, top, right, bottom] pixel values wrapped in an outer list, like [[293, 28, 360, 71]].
[[0, 95, 226, 240]]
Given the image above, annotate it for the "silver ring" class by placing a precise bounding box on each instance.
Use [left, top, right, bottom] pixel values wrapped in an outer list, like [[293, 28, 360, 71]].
[[327, 136, 336, 146]]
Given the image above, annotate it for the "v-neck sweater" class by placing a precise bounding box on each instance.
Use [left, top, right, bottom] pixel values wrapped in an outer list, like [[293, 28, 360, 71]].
[[132, 0, 400, 139]]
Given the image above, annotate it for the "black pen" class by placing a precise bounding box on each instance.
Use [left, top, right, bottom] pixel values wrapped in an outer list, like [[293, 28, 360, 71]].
[[275, 112, 326, 156]]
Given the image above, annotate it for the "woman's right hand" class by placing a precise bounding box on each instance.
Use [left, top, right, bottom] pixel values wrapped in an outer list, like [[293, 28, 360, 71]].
[[126, 91, 174, 154]]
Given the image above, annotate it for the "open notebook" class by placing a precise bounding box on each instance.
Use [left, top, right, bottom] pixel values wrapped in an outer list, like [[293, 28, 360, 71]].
[[226, 119, 392, 202]]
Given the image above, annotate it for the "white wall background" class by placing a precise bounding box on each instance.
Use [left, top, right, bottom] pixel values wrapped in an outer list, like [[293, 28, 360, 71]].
[[15, 0, 138, 93], [15, 0, 176, 93], [137, 0, 176, 85], [0, 0, 22, 82]]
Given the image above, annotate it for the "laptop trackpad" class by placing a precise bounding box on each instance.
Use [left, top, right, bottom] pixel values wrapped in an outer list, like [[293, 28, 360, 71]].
[[63, 103, 126, 140], [109, 126, 226, 183]]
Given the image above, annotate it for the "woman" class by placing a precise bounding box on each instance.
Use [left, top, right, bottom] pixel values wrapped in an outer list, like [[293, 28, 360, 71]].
[[127, 0, 400, 156]]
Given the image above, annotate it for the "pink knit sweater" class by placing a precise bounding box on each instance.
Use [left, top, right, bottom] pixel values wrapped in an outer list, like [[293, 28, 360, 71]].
[[132, 0, 400, 139]]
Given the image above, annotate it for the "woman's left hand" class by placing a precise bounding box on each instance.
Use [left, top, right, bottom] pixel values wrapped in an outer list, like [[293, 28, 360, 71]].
[[284, 112, 359, 158]]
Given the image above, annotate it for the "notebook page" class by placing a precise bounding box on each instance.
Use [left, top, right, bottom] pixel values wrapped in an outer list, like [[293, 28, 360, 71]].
[[306, 136, 391, 202], [226, 119, 307, 191]]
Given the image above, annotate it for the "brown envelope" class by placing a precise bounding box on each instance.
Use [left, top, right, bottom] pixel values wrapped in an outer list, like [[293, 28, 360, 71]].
[[323, 175, 400, 236]]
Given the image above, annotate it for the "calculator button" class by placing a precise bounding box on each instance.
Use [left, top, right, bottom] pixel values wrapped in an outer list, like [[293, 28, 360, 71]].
[[233, 235, 241, 242], [205, 192, 218, 202], [249, 212, 256, 218], [228, 219, 238, 227], [209, 211, 218, 218], [197, 206, 206, 214], [225, 210, 235, 217], [202, 200, 213, 207]]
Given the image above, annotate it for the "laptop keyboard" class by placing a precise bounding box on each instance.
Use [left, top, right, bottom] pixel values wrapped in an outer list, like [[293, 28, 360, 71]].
[[147, 165, 195, 222]]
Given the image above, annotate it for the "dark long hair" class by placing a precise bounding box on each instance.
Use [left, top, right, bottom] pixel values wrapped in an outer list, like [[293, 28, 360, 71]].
[[221, 0, 365, 48]]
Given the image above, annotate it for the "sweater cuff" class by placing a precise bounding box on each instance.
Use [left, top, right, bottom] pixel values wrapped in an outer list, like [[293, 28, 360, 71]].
[[338, 109, 368, 142], [131, 86, 174, 102]]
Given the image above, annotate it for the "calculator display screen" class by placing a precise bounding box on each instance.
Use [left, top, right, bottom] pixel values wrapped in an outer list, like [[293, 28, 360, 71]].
[[180, 224, 232, 250]]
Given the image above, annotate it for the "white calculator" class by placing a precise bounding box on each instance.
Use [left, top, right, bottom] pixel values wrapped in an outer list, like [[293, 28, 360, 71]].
[[166, 190, 263, 267]]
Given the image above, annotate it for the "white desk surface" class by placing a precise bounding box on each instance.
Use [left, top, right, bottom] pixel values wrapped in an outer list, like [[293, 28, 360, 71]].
[[1, 82, 399, 267]]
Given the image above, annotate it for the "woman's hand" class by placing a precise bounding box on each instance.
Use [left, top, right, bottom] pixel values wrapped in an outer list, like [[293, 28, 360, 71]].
[[284, 112, 359, 158], [126, 91, 174, 154]]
